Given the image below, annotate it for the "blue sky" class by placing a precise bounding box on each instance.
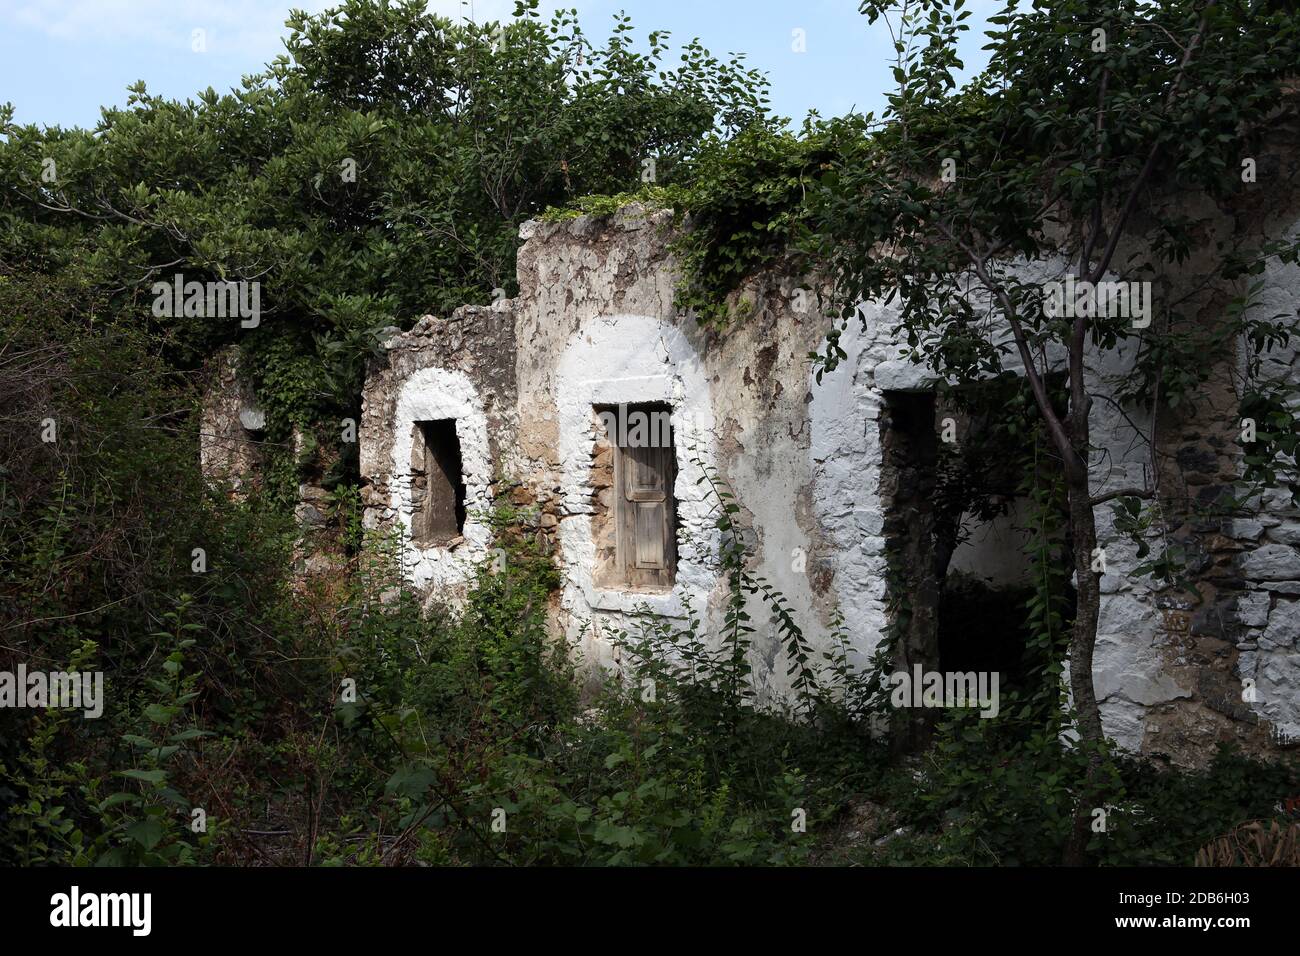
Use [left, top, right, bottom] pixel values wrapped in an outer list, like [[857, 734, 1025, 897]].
[[0, 0, 998, 130]]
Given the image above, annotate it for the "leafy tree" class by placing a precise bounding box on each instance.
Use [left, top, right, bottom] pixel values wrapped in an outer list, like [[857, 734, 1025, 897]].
[[804, 0, 1300, 863], [0, 0, 768, 444]]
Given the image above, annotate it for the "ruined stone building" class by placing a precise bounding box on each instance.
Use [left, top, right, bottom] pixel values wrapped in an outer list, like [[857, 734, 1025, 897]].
[[205, 188, 1300, 771]]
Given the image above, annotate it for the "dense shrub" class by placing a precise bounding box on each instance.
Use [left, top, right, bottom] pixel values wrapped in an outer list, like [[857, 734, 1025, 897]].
[[866, 710, 1299, 867]]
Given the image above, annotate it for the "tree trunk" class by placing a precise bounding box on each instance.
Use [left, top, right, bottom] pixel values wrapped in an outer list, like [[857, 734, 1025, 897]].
[[1067, 482, 1105, 748], [1063, 436, 1106, 866]]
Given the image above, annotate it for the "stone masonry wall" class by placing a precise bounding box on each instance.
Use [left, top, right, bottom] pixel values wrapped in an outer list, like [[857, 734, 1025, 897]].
[[199, 345, 264, 497]]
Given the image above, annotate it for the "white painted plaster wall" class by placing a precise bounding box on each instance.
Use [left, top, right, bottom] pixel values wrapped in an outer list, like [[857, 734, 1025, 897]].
[[808, 303, 896, 668]]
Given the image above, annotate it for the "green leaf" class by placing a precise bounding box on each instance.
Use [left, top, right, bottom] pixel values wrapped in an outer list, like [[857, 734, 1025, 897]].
[[143, 703, 178, 724], [97, 792, 142, 812], [167, 728, 212, 742], [385, 763, 436, 799], [119, 769, 168, 786], [125, 818, 166, 851]]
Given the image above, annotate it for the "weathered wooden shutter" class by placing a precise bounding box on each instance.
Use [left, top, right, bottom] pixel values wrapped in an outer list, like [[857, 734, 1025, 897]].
[[617, 440, 676, 588], [411, 420, 466, 546]]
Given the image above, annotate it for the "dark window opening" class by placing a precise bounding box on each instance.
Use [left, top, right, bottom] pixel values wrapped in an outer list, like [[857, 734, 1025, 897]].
[[939, 579, 1035, 690], [411, 419, 466, 546], [881, 381, 1077, 752], [880, 390, 942, 752]]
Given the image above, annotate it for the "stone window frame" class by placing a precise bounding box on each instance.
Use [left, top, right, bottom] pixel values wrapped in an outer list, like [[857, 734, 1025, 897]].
[[391, 366, 492, 590]]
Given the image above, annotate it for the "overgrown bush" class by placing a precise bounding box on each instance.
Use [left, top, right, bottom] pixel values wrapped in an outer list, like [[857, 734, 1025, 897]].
[[865, 709, 1299, 867]]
